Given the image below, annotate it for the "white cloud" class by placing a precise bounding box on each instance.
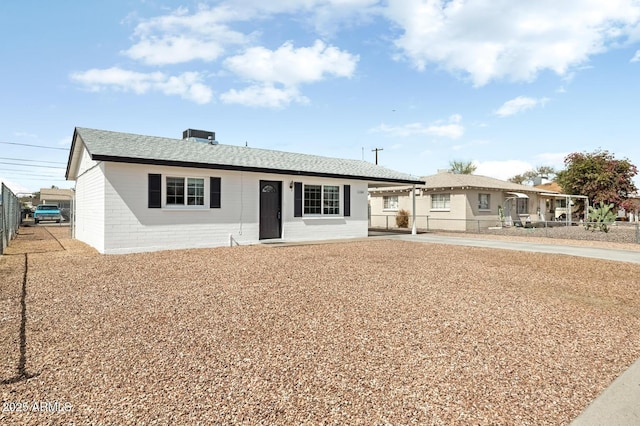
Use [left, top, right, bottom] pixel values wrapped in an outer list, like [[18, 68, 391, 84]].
[[122, 5, 251, 65], [220, 40, 358, 107], [426, 122, 465, 139], [70, 67, 213, 104], [220, 84, 309, 108], [75, 1, 640, 107], [474, 160, 533, 181], [371, 114, 464, 139], [301, 0, 381, 35], [0, 177, 32, 195], [631, 50, 640, 62], [155, 72, 214, 104], [495, 96, 549, 117], [76, 2, 361, 108], [121, 2, 376, 65], [384, 0, 640, 86], [224, 40, 358, 86], [534, 152, 568, 168], [372, 122, 464, 138]]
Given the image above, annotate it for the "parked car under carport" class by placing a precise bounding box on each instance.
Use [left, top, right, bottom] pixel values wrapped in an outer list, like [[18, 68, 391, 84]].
[[33, 204, 63, 224]]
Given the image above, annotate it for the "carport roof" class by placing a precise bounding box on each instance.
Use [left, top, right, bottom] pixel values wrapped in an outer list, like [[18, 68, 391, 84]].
[[66, 127, 423, 185]]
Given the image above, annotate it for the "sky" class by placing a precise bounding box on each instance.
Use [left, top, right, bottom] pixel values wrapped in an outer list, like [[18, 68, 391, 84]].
[[2, 0, 640, 194]]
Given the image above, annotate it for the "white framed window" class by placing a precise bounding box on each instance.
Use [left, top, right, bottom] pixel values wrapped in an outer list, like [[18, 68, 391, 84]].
[[383, 195, 399, 210], [166, 176, 205, 206], [478, 193, 490, 210], [304, 184, 340, 216], [323, 185, 340, 215], [431, 193, 450, 210]]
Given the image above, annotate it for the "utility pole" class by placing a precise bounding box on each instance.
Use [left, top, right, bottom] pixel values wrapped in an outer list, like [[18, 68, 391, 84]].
[[371, 147, 383, 165]]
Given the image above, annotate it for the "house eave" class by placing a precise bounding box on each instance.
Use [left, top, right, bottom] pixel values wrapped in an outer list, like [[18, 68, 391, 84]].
[[65, 128, 80, 180], [87, 154, 424, 185]]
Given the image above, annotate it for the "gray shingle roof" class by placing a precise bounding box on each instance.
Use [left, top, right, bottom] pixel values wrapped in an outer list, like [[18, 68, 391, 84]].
[[369, 172, 550, 193], [419, 172, 549, 192], [67, 127, 422, 184]]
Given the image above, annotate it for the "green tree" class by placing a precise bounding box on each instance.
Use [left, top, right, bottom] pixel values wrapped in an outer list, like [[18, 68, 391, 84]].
[[508, 174, 526, 184], [556, 149, 638, 211], [508, 166, 556, 185], [449, 160, 476, 174]]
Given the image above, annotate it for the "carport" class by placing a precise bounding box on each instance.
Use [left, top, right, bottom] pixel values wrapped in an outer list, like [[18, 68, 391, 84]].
[[539, 192, 589, 224]]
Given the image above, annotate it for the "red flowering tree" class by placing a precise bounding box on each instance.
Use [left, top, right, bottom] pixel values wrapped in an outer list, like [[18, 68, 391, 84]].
[[556, 150, 638, 211]]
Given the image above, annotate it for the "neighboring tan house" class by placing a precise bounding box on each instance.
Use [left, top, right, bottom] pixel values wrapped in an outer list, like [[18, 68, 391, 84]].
[[369, 171, 552, 231], [620, 194, 640, 221], [39, 188, 75, 220], [65, 127, 422, 254]]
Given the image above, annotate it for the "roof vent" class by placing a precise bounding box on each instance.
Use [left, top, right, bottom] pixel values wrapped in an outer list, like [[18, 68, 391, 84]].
[[183, 128, 217, 144]]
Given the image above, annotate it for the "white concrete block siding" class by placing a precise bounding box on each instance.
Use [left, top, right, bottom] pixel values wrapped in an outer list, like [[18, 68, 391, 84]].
[[67, 128, 421, 254], [76, 161, 368, 254], [74, 162, 105, 251]]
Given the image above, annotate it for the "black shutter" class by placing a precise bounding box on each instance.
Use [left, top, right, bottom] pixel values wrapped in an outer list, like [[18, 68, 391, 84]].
[[294, 182, 303, 217], [148, 174, 161, 208], [210, 177, 221, 208], [343, 184, 351, 217]]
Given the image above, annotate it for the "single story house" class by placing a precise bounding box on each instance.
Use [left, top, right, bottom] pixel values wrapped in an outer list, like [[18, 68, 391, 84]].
[[369, 171, 554, 231], [65, 127, 422, 254]]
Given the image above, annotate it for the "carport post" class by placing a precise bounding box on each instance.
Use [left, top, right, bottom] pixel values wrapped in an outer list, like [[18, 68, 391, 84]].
[[411, 185, 417, 235], [585, 197, 589, 223]]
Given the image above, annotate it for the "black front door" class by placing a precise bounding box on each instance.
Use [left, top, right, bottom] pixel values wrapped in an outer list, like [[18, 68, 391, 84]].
[[259, 180, 281, 239]]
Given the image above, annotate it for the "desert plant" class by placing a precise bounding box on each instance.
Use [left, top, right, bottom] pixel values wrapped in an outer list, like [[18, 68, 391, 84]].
[[396, 209, 409, 228], [585, 202, 616, 233], [497, 205, 505, 227]]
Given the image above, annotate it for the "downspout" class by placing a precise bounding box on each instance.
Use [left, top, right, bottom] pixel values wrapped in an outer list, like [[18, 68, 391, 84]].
[[411, 184, 417, 235]]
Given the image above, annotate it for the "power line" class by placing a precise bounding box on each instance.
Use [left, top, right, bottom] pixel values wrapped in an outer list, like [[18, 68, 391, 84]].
[[0, 161, 65, 169], [0, 141, 68, 151], [0, 170, 65, 178], [0, 176, 68, 181], [0, 156, 67, 165], [0, 167, 63, 173]]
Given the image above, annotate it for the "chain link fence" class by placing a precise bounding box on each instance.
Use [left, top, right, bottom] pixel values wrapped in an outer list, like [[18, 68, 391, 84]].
[[1, 183, 20, 254], [369, 214, 640, 244]]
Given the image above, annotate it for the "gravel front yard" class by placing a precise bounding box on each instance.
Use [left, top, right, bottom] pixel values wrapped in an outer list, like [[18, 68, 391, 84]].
[[1, 226, 640, 425]]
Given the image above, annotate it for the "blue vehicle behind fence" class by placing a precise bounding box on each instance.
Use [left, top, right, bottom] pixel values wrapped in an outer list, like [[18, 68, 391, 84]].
[[33, 204, 63, 224]]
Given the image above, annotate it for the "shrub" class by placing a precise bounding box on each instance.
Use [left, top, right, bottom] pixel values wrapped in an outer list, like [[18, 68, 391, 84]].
[[396, 209, 410, 228]]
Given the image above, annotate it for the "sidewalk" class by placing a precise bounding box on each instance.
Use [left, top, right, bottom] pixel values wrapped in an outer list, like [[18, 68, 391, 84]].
[[570, 357, 640, 425], [374, 232, 640, 264], [380, 232, 640, 424]]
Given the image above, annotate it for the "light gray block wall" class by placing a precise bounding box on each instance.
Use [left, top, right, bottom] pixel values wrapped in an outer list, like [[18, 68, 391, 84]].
[[74, 163, 105, 252], [89, 162, 369, 254]]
